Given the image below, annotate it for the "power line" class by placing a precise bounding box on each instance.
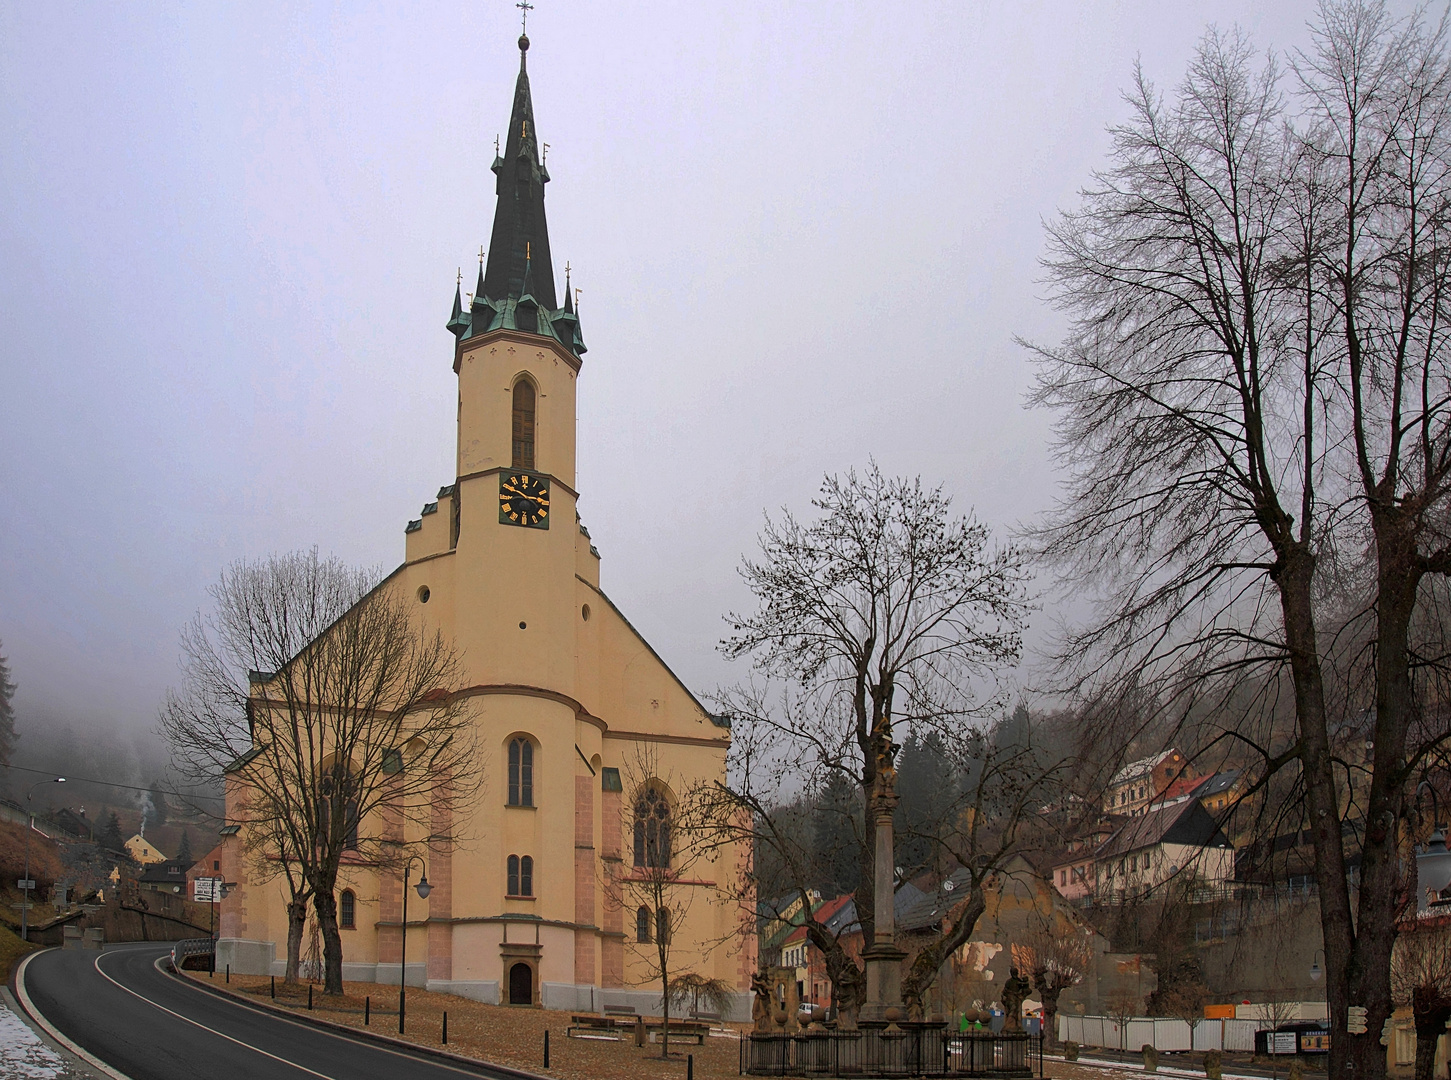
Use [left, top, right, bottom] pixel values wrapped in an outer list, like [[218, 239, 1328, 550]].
[[1, 763, 222, 821]]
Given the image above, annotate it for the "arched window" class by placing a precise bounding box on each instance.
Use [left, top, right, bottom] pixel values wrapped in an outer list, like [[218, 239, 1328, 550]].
[[520, 855, 533, 897], [656, 907, 671, 945], [636, 905, 652, 943], [507, 854, 520, 896], [508, 738, 534, 806], [633, 786, 671, 868], [512, 379, 535, 469], [339, 889, 356, 929]]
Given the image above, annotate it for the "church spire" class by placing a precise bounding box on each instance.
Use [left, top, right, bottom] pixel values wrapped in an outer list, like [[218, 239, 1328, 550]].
[[483, 32, 557, 310]]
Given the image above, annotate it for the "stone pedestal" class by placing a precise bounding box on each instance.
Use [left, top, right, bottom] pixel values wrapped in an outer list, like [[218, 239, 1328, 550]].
[[861, 942, 908, 1023]]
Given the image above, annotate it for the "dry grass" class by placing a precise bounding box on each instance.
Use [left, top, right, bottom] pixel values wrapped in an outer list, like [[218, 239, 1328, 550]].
[[187, 971, 745, 1080]]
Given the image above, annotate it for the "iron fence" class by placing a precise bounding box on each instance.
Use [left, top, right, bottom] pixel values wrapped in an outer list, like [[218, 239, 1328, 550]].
[[740, 1028, 1040, 1078]]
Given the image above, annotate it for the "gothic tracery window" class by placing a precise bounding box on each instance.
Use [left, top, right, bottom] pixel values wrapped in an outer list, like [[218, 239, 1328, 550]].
[[632, 786, 671, 868]]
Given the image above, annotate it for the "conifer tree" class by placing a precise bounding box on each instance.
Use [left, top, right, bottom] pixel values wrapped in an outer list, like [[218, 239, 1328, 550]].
[[0, 641, 17, 767], [99, 811, 125, 853], [177, 829, 192, 864], [147, 781, 170, 827]]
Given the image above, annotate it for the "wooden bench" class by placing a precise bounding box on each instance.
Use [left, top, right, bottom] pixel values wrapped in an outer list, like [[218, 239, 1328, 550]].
[[567, 1014, 631, 1040], [645, 1020, 711, 1046]]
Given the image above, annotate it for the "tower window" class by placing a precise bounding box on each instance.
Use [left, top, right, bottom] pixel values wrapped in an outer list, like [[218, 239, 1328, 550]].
[[339, 889, 355, 929], [508, 738, 535, 806], [507, 854, 535, 897], [512, 380, 535, 470]]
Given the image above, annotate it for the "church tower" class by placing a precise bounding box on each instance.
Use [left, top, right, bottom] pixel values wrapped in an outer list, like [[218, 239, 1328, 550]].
[[221, 27, 752, 1016]]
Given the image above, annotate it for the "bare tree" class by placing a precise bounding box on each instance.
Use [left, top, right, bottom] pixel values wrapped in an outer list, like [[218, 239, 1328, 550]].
[[1014, 919, 1092, 1049], [608, 748, 725, 1059], [1106, 989, 1139, 1054], [1025, 7, 1451, 1077], [1391, 917, 1451, 1080], [160, 550, 481, 994], [714, 466, 1031, 1022]]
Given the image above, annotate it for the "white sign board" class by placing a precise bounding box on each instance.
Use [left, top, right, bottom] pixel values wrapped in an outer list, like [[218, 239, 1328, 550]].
[[193, 877, 222, 903], [16, 879, 35, 891]]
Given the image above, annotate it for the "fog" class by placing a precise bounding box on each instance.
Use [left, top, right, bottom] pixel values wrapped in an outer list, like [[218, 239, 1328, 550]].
[[1, 1, 1344, 782]]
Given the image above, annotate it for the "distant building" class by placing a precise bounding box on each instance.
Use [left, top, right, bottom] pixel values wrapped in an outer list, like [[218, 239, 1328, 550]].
[[1094, 799, 1234, 900], [137, 859, 193, 894], [1105, 749, 1196, 815], [47, 807, 93, 841], [124, 834, 166, 865]]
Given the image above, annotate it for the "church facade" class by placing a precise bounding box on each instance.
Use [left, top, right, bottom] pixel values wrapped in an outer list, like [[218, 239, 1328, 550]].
[[216, 31, 754, 1016]]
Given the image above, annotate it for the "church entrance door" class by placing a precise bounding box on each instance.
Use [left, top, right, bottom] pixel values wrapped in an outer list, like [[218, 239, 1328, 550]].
[[509, 962, 533, 1005]]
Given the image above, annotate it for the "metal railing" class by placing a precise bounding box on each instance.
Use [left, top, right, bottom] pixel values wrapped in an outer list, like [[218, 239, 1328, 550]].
[[171, 937, 215, 969], [741, 1028, 1040, 1078]]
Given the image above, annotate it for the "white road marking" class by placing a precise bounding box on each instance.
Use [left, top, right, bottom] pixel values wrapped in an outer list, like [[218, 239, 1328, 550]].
[[156, 959, 508, 1079], [14, 950, 134, 1080], [92, 951, 341, 1080]]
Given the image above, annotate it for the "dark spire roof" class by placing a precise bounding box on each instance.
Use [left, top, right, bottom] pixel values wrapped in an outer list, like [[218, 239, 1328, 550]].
[[483, 35, 557, 310], [446, 275, 468, 336]]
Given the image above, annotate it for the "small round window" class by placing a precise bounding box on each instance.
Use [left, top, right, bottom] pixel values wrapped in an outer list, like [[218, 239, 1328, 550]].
[[417, 586, 431, 603], [581, 604, 591, 621]]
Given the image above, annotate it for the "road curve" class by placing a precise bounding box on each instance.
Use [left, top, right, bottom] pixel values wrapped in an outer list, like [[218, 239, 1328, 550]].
[[19, 943, 519, 1080]]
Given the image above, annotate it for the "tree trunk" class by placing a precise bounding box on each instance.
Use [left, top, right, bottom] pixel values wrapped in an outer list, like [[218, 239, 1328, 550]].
[[284, 896, 307, 984], [313, 888, 344, 995], [1275, 551, 1358, 1080], [659, 941, 671, 1059], [1411, 993, 1451, 1080], [1040, 986, 1061, 1050]]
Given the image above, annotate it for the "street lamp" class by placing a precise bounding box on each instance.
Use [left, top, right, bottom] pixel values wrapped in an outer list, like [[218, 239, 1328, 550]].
[[21, 777, 65, 941], [1309, 949, 1325, 982], [398, 855, 431, 1033]]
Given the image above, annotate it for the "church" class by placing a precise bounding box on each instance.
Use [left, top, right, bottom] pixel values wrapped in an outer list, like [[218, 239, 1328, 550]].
[[216, 28, 754, 1017]]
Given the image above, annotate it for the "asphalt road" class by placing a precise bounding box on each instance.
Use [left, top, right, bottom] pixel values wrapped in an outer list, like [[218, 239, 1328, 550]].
[[19, 943, 519, 1080]]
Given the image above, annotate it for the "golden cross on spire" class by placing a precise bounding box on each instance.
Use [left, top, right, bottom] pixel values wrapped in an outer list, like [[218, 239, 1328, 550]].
[[457, 267, 462, 286], [517, 0, 533, 33], [478, 245, 485, 265], [495, 134, 500, 155], [565, 260, 571, 276]]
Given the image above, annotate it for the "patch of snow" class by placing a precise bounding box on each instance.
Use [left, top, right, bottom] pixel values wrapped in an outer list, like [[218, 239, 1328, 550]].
[[0, 1001, 76, 1079]]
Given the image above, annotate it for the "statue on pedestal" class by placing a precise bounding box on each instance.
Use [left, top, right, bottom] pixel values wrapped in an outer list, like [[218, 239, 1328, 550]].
[[1001, 967, 1031, 1032]]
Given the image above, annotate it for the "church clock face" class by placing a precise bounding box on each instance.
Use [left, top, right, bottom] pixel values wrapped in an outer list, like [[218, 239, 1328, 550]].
[[499, 472, 550, 529]]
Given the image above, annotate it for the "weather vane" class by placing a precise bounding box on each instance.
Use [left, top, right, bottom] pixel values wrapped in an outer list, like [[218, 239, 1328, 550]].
[[457, 267, 462, 286], [478, 245, 486, 266], [517, 0, 533, 34], [542, 142, 550, 165]]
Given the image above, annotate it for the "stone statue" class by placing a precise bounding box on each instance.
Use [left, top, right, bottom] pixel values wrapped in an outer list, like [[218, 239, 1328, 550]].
[[751, 970, 774, 1032], [1001, 967, 1031, 1032]]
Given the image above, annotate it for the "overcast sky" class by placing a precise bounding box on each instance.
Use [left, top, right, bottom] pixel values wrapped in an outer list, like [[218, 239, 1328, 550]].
[[1, 1, 1350, 745]]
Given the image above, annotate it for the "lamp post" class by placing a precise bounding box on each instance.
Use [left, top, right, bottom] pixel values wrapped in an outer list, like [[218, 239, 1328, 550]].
[[21, 777, 65, 941], [398, 855, 431, 1033], [1309, 949, 1325, 983]]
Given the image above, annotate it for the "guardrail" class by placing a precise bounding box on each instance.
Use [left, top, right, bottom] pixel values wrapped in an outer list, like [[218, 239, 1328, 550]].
[[171, 937, 215, 970]]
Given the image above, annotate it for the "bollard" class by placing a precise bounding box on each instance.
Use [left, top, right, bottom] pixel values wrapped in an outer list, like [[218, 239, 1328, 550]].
[[399, 989, 405, 1034], [544, 1029, 550, 1069], [270, 975, 275, 999], [226, 965, 230, 984], [365, 996, 370, 1026], [443, 1011, 448, 1045], [308, 984, 313, 1011], [688, 1054, 694, 1080]]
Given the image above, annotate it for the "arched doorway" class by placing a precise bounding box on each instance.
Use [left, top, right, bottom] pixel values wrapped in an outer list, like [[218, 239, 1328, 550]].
[[509, 961, 533, 1006]]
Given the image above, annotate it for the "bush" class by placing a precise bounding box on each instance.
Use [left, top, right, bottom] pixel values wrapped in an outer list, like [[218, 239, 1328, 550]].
[[1205, 1049, 1222, 1080], [1142, 1045, 1159, 1072], [1063, 1041, 1080, 1061]]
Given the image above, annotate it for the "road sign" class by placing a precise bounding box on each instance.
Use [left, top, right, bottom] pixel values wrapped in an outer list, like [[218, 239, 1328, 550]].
[[1347, 1006, 1369, 1034], [16, 879, 35, 891], [193, 877, 223, 903]]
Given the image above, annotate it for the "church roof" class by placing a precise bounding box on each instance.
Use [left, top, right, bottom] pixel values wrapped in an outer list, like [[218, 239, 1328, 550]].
[[449, 33, 584, 358]]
